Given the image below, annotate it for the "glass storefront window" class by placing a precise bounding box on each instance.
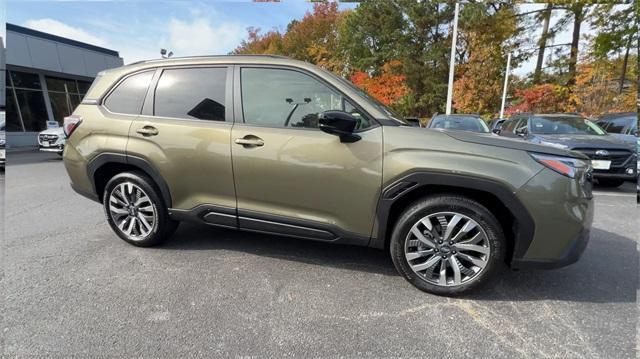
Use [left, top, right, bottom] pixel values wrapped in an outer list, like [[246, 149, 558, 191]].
[[46, 76, 79, 93], [14, 89, 48, 132], [77, 81, 92, 94], [11, 71, 42, 89], [6, 91, 25, 132], [48, 92, 72, 125]]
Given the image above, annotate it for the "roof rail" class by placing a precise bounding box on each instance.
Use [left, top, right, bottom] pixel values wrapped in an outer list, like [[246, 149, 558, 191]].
[[127, 54, 292, 66]]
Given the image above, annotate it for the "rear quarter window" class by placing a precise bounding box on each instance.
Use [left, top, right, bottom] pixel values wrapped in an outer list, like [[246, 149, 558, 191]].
[[103, 71, 154, 115]]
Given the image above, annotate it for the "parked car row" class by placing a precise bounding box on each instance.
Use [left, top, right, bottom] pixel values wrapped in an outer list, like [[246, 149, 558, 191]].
[[425, 112, 638, 188]]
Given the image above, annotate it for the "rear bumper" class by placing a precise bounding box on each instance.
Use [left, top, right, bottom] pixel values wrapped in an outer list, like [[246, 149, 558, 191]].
[[70, 181, 100, 203]]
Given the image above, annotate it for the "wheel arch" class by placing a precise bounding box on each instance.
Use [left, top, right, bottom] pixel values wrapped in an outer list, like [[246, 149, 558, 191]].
[[373, 172, 535, 265], [87, 153, 172, 207]]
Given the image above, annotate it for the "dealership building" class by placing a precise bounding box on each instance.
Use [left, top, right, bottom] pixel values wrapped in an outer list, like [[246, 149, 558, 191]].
[[5, 23, 124, 147]]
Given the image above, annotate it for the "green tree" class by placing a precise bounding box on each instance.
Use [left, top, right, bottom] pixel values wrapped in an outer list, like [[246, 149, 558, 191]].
[[453, 2, 524, 117], [591, 3, 638, 93], [339, 0, 454, 117]]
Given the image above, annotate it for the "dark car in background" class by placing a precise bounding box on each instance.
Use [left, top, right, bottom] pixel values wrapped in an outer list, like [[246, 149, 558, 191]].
[[496, 113, 636, 187], [427, 114, 490, 133]]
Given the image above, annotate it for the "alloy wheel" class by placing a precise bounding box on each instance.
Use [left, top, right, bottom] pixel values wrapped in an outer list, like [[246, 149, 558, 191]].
[[108, 182, 157, 239], [404, 212, 490, 286]]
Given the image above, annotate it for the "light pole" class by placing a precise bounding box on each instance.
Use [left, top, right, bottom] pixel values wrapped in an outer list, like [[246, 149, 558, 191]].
[[445, 2, 460, 115], [499, 52, 512, 119]]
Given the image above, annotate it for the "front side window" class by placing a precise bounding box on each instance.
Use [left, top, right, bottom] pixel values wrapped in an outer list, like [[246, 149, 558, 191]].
[[600, 117, 633, 134], [240, 68, 371, 130], [103, 71, 154, 115], [154, 67, 227, 121]]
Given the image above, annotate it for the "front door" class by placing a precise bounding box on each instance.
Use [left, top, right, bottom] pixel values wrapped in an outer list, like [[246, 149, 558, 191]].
[[127, 66, 236, 220], [231, 66, 383, 242]]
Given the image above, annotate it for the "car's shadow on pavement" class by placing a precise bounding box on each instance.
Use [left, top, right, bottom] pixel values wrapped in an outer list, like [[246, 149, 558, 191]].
[[162, 224, 637, 303], [160, 222, 397, 276]]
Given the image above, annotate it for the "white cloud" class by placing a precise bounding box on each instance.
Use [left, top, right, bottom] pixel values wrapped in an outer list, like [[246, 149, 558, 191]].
[[167, 18, 246, 56], [23, 18, 109, 48]]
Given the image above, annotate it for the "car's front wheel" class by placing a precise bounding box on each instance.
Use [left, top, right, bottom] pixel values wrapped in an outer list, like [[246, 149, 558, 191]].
[[103, 171, 178, 247], [390, 194, 505, 296]]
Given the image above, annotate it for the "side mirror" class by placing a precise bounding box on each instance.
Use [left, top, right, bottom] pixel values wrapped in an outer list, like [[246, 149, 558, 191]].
[[319, 110, 361, 143], [492, 128, 501, 135]]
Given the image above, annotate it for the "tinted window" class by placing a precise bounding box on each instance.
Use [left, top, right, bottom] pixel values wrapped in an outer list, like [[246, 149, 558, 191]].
[[10, 71, 41, 89], [599, 117, 633, 134], [502, 119, 519, 133], [104, 71, 153, 115], [241, 68, 371, 130], [154, 67, 227, 121], [530, 116, 606, 135], [429, 116, 489, 132]]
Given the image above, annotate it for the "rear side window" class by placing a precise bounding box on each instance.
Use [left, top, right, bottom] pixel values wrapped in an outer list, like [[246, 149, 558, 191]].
[[103, 71, 153, 115], [154, 67, 227, 121]]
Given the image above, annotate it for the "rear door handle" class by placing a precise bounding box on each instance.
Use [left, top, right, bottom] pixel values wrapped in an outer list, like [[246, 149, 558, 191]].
[[136, 126, 159, 136], [234, 136, 264, 147]]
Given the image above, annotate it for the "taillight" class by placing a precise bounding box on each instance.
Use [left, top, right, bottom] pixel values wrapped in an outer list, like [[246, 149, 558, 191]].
[[63, 115, 83, 138], [530, 153, 590, 179]]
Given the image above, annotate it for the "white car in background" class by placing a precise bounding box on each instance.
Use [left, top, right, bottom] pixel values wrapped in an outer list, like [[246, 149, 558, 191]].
[[38, 121, 66, 155]]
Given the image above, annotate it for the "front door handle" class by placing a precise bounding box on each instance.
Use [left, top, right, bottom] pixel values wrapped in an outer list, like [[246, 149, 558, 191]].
[[136, 126, 159, 136], [234, 136, 264, 148]]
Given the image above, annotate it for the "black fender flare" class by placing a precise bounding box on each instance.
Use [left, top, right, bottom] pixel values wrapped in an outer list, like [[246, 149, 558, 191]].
[[372, 171, 535, 262], [87, 152, 173, 207]]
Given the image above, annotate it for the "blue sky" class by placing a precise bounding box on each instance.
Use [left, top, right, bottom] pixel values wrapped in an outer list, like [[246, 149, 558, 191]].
[[6, 1, 357, 65], [5, 1, 612, 77]]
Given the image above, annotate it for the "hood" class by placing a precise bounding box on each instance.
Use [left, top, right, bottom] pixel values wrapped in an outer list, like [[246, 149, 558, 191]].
[[39, 127, 65, 136], [607, 133, 637, 147], [441, 130, 585, 158], [532, 134, 634, 151]]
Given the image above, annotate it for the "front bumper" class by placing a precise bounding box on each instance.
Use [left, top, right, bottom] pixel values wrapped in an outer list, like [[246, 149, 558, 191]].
[[39, 144, 64, 153], [511, 168, 594, 270], [592, 170, 636, 180], [512, 227, 591, 269]]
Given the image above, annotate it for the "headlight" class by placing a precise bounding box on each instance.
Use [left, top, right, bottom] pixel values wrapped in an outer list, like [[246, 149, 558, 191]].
[[530, 153, 590, 179]]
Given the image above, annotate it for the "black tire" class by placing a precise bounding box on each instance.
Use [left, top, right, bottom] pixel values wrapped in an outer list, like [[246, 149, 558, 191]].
[[596, 178, 624, 188], [390, 194, 505, 296], [103, 171, 178, 247]]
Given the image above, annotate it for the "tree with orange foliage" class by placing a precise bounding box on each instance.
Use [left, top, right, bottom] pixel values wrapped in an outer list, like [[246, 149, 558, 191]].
[[505, 84, 569, 115], [232, 27, 283, 55], [350, 60, 408, 106]]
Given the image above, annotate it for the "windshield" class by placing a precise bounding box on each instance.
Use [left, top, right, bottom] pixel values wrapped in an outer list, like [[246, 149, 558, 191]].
[[530, 116, 606, 135], [429, 116, 490, 133], [320, 69, 408, 125]]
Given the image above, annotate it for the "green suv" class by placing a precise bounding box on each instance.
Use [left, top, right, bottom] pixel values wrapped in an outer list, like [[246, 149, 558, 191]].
[[63, 55, 594, 295]]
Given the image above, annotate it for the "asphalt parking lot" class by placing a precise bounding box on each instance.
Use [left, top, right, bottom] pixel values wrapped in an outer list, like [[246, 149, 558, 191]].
[[2, 151, 638, 358]]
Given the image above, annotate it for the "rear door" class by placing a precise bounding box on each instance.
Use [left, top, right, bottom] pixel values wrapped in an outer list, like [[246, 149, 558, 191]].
[[126, 66, 236, 219]]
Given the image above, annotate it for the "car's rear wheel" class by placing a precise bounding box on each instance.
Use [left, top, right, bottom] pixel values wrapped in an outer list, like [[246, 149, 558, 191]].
[[596, 178, 624, 187], [390, 194, 505, 296], [103, 171, 178, 247]]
